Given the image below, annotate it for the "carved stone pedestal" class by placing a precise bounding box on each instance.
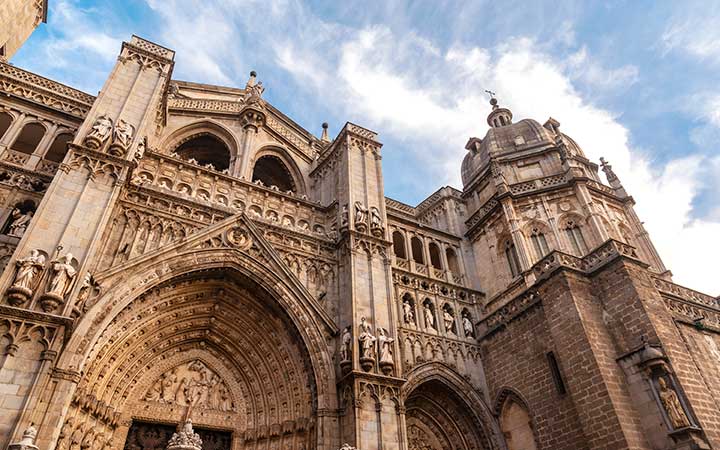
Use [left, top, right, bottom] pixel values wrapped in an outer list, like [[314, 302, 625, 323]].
[[669, 427, 711, 450], [379, 361, 394, 376], [340, 360, 352, 374], [6, 286, 32, 306], [359, 357, 374, 372], [38, 292, 64, 313]]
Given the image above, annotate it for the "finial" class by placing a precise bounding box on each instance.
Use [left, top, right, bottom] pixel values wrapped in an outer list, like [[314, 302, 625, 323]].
[[321, 122, 330, 142], [485, 91, 512, 128], [600, 157, 618, 183], [246, 71, 257, 88]]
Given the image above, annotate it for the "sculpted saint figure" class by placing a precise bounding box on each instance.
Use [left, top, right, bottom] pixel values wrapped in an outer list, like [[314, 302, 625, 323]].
[[113, 119, 134, 148], [370, 206, 383, 229], [88, 115, 113, 141], [377, 328, 394, 364], [443, 310, 455, 334], [358, 317, 376, 359], [403, 298, 415, 324], [341, 204, 349, 227], [354, 201, 367, 226], [12, 249, 45, 291], [7, 208, 32, 237], [17, 422, 38, 446], [463, 315, 474, 337], [47, 253, 77, 298], [340, 326, 352, 362], [424, 304, 435, 330], [658, 377, 691, 429], [134, 136, 146, 161]]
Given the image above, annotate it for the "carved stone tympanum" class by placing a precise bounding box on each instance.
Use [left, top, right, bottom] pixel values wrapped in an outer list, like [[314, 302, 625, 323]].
[[143, 360, 234, 412]]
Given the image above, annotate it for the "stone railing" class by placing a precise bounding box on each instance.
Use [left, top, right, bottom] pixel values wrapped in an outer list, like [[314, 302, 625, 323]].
[[0, 62, 95, 118], [346, 122, 378, 141], [465, 197, 499, 230], [653, 277, 720, 310], [36, 159, 60, 176], [509, 173, 567, 195], [532, 239, 643, 281], [168, 97, 242, 113], [2, 149, 30, 166]]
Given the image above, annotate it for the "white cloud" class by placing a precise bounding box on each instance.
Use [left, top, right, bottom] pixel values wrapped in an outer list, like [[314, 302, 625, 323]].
[[662, 7, 720, 64], [566, 46, 639, 91]]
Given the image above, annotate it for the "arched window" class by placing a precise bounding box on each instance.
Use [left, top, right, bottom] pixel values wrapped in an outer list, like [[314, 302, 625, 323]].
[[504, 239, 521, 278], [251, 155, 296, 193], [564, 219, 587, 256], [428, 242, 442, 269], [392, 230, 406, 259], [11, 123, 45, 154], [44, 133, 73, 163], [0, 113, 13, 141], [500, 398, 538, 450], [446, 247, 460, 274], [175, 134, 230, 171], [411, 236, 424, 265], [530, 227, 550, 259]]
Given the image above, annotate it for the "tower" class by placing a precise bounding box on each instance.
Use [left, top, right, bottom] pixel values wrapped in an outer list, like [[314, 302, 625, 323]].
[[0, 0, 48, 61]]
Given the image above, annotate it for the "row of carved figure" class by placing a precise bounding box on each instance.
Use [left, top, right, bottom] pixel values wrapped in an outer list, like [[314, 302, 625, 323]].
[[84, 114, 145, 161], [403, 296, 474, 338], [6, 247, 87, 313], [341, 202, 384, 237], [56, 418, 114, 450], [340, 317, 395, 374]]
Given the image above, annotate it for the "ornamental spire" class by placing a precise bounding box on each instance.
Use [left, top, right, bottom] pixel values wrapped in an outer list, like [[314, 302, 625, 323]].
[[321, 122, 331, 142]]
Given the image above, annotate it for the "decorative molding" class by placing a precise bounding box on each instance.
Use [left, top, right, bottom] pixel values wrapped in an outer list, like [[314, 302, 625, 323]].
[[0, 62, 95, 118]]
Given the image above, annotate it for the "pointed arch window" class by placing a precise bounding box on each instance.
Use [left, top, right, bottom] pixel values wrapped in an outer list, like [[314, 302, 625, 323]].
[[530, 227, 550, 259], [564, 219, 587, 256], [504, 239, 521, 278]]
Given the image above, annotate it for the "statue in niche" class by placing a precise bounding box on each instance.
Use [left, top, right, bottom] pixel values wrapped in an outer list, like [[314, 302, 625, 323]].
[[11, 249, 45, 292], [133, 136, 147, 162], [47, 253, 77, 298], [354, 201, 367, 227], [370, 206, 383, 230], [7, 208, 32, 237], [462, 314, 474, 337], [658, 377, 691, 429], [112, 119, 134, 149], [403, 298, 415, 324], [340, 326, 352, 362], [424, 303, 435, 330], [86, 115, 113, 144], [377, 328, 394, 365], [443, 309, 455, 335], [341, 204, 349, 227], [358, 317, 376, 359]]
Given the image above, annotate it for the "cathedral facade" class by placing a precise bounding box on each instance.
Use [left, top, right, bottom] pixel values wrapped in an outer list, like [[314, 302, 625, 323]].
[[1, 9, 720, 450]]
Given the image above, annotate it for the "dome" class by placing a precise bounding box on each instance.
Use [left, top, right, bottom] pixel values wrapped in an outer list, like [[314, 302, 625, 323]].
[[461, 119, 555, 187], [559, 132, 586, 158]]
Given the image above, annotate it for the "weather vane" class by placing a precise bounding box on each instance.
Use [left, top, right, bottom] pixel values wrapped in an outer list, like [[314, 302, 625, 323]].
[[484, 89, 496, 99]]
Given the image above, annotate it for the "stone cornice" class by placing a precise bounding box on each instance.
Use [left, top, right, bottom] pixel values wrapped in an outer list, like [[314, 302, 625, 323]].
[[0, 62, 95, 118], [0, 304, 73, 327], [653, 277, 720, 311]]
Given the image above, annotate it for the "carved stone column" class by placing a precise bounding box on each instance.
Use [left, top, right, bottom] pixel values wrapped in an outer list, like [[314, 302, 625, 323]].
[[235, 107, 265, 179]]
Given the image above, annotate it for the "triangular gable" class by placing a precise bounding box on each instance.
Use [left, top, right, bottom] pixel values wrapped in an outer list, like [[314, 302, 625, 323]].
[[94, 212, 337, 333]]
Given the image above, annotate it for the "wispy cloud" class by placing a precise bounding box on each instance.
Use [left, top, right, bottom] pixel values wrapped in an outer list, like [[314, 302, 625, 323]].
[[662, 4, 720, 64]]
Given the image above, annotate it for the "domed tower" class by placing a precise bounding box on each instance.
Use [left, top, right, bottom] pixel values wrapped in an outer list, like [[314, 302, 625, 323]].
[[462, 98, 668, 298]]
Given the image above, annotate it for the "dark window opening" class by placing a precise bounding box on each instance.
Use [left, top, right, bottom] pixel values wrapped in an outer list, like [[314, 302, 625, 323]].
[[175, 134, 230, 171], [392, 230, 406, 259], [251, 155, 296, 192], [11, 122, 45, 154], [0, 113, 12, 141], [411, 236, 424, 264], [446, 247, 460, 274], [44, 133, 73, 163], [429, 242, 443, 269], [505, 240, 521, 278], [124, 420, 232, 450], [547, 351, 567, 395]]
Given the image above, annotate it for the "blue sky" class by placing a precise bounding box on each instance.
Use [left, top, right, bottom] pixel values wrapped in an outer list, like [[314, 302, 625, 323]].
[[11, 0, 720, 294]]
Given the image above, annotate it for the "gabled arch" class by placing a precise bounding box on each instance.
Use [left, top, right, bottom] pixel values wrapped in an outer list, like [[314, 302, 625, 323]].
[[493, 387, 538, 450], [251, 146, 306, 195]]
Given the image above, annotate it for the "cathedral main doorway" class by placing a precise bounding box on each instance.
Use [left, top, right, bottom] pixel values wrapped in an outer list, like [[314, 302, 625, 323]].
[[123, 421, 232, 450]]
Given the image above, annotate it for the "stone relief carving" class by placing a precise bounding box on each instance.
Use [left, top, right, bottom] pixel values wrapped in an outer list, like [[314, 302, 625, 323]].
[[7, 208, 33, 237], [657, 376, 691, 429], [370, 206, 384, 237], [340, 326, 352, 362], [341, 204, 349, 228], [143, 360, 235, 412], [133, 136, 147, 162], [358, 316, 376, 371], [7, 249, 46, 305], [167, 419, 202, 450], [85, 115, 113, 148], [8, 423, 38, 450], [112, 119, 134, 150]]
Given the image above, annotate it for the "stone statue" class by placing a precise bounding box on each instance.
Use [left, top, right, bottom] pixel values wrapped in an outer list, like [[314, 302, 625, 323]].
[[12, 249, 45, 292], [167, 419, 202, 450], [424, 304, 435, 330], [112, 119, 134, 148], [133, 136, 146, 162], [244, 71, 265, 105], [7, 208, 32, 237], [443, 310, 455, 334], [370, 206, 383, 229], [87, 115, 113, 142], [341, 204, 349, 227], [403, 298, 415, 324], [338, 444, 356, 450], [8, 422, 39, 450], [378, 328, 394, 364], [658, 377, 691, 429], [340, 326, 352, 362], [463, 315, 474, 337], [354, 201, 367, 226], [358, 317, 376, 359], [47, 253, 77, 298]]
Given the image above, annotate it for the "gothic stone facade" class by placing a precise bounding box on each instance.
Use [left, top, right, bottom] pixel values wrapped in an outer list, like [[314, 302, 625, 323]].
[[0, 32, 719, 450]]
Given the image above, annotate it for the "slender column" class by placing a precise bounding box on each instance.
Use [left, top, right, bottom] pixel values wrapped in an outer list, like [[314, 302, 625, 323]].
[[0, 112, 27, 150], [26, 122, 57, 169]]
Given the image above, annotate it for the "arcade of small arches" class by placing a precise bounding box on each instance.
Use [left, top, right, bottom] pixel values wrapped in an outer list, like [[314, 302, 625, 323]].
[[0, 110, 75, 175], [163, 123, 303, 195], [391, 228, 463, 280]]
